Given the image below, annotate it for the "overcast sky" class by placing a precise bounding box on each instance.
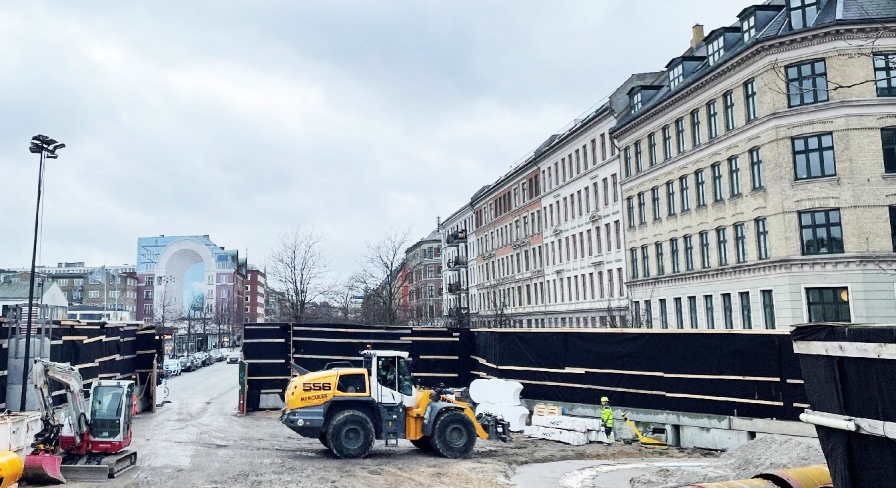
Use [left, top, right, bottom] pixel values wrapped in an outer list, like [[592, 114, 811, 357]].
[[0, 1, 745, 283]]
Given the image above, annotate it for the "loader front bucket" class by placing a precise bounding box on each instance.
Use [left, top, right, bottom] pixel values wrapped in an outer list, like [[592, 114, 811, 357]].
[[23, 452, 65, 485]]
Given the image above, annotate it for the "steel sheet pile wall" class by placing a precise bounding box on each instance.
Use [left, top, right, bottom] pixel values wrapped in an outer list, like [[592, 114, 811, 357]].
[[243, 323, 292, 411], [242, 323, 474, 411], [474, 329, 806, 420], [791, 324, 896, 487], [51, 323, 155, 386]]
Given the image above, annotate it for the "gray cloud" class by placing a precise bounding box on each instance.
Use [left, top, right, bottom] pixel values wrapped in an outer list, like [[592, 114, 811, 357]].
[[0, 1, 741, 279]]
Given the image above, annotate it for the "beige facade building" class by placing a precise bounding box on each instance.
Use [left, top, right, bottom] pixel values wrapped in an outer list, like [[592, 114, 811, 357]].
[[613, 0, 896, 329]]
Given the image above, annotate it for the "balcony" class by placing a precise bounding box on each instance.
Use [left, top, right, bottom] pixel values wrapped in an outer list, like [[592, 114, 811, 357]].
[[446, 229, 468, 247], [447, 256, 468, 269], [447, 282, 468, 294]]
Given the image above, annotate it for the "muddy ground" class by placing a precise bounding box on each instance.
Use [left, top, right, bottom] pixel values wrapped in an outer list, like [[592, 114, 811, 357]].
[[22, 362, 720, 488]]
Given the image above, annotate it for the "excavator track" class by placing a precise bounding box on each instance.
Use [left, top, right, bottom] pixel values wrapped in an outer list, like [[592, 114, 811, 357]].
[[60, 450, 138, 482]]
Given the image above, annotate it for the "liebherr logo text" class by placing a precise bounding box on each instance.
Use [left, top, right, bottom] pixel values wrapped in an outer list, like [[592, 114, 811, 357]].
[[302, 382, 332, 392]]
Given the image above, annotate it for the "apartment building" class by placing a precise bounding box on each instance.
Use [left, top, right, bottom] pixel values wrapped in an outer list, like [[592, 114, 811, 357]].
[[440, 205, 475, 327], [402, 228, 444, 326], [613, 0, 896, 329], [245, 266, 266, 323]]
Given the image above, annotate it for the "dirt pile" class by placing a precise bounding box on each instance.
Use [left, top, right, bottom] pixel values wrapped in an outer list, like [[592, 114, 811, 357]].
[[629, 434, 826, 488]]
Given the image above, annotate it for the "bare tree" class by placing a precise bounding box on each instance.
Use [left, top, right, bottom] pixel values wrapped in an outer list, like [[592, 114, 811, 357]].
[[327, 275, 362, 322], [356, 229, 411, 326], [153, 285, 180, 334], [214, 297, 238, 347], [268, 225, 331, 323]]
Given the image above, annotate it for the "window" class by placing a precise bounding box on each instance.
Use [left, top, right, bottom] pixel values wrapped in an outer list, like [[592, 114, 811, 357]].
[[600, 134, 607, 160], [722, 293, 734, 329], [644, 301, 653, 328], [708, 35, 724, 65], [806, 287, 851, 322], [690, 110, 702, 147], [612, 174, 618, 202], [723, 91, 736, 132], [634, 301, 642, 327], [742, 14, 756, 43], [221, 289, 229, 298], [728, 156, 741, 196], [699, 231, 711, 269], [74, 278, 83, 286], [799, 209, 844, 255], [638, 192, 646, 225], [655, 242, 665, 276], [144, 290, 154, 300], [143, 304, 152, 315], [744, 79, 757, 122], [696, 169, 706, 207], [629, 248, 639, 279], [88, 290, 100, 299], [648, 133, 657, 166], [749, 147, 764, 189], [659, 299, 668, 329], [716, 227, 728, 266], [674, 298, 684, 329], [711, 162, 724, 202], [786, 59, 828, 107], [761, 290, 776, 329], [669, 64, 684, 89], [704, 295, 715, 329], [680, 175, 691, 212], [666, 181, 676, 216], [874, 53, 896, 97], [57, 279, 68, 286], [707, 100, 719, 139], [631, 91, 642, 114], [684, 235, 695, 271], [627, 197, 635, 228], [882, 128, 896, 173], [641, 245, 651, 278], [756, 217, 770, 260], [789, 0, 819, 30], [688, 296, 698, 329], [670, 238, 680, 273], [675, 117, 686, 154], [635, 141, 643, 173], [662, 125, 672, 161], [651, 187, 661, 221], [740, 291, 753, 329], [734, 223, 747, 263], [891, 206, 896, 252], [144, 276, 153, 286]]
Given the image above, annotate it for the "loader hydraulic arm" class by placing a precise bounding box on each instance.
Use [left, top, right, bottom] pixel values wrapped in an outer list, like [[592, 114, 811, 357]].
[[32, 359, 90, 445]]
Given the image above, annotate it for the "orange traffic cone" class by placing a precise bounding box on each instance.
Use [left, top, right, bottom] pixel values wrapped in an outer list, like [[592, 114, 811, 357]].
[[133, 393, 139, 417]]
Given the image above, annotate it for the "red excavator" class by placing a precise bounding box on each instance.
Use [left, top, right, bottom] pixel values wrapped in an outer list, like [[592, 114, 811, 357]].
[[23, 359, 138, 484]]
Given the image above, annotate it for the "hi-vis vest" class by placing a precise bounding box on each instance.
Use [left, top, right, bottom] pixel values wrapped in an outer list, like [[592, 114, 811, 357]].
[[601, 406, 614, 427]]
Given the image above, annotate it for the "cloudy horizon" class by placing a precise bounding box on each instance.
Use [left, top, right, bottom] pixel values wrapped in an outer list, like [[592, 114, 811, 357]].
[[0, 1, 743, 282]]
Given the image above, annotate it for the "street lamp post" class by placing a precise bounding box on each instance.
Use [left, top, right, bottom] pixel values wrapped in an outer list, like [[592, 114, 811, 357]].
[[20, 135, 64, 411]]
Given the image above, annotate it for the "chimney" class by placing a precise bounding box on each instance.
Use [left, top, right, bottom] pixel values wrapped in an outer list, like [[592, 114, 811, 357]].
[[691, 24, 705, 49]]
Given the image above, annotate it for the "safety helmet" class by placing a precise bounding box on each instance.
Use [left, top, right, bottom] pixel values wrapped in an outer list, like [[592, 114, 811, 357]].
[[600, 396, 609, 403]]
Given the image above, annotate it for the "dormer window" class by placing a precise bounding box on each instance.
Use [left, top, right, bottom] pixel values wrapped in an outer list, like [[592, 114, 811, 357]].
[[708, 36, 725, 65], [631, 92, 642, 114], [669, 64, 684, 90], [741, 15, 756, 43], [789, 0, 819, 30]]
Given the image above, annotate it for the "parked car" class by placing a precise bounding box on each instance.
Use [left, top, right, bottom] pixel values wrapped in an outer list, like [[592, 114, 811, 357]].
[[227, 351, 241, 364], [194, 352, 212, 367], [179, 356, 196, 372], [163, 358, 182, 376], [209, 349, 224, 362]]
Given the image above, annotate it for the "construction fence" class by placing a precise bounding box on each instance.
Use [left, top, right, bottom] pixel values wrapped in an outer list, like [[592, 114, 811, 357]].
[[243, 323, 806, 421]]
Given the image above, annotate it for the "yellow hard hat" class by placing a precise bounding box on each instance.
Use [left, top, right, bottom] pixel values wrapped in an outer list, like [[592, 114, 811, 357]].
[[600, 396, 609, 403]]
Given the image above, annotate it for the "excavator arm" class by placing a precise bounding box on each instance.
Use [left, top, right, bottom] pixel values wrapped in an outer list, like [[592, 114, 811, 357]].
[[31, 359, 90, 447]]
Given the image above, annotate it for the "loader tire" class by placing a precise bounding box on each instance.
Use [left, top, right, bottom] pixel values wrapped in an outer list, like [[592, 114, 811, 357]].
[[410, 436, 433, 452], [318, 433, 329, 448], [326, 410, 375, 459], [430, 410, 476, 459]]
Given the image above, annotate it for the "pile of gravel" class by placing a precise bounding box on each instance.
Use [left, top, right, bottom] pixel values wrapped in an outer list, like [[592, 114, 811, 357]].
[[628, 434, 826, 488]]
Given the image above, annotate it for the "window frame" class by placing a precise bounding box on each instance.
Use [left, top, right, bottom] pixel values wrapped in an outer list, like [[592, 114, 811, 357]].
[[637, 192, 646, 225], [680, 175, 691, 212], [666, 181, 676, 216], [651, 186, 661, 221], [742, 14, 756, 43], [707, 35, 725, 65], [874, 52, 896, 97], [805, 286, 851, 323], [711, 162, 724, 203], [716, 227, 729, 266], [707, 100, 719, 140], [799, 208, 844, 256], [684, 235, 695, 271], [744, 79, 757, 122], [655, 242, 665, 276], [670, 238, 680, 274], [634, 141, 643, 173], [690, 109, 702, 147], [789, 0, 819, 30], [750, 147, 764, 190], [756, 217, 770, 260], [675, 117, 686, 154], [704, 295, 716, 329], [723, 91, 736, 132], [728, 156, 741, 197], [662, 125, 672, 161], [648, 133, 657, 166], [695, 169, 706, 207], [761, 289, 776, 329], [786, 59, 829, 107], [699, 231, 711, 269], [882, 127, 896, 173], [734, 222, 747, 263]]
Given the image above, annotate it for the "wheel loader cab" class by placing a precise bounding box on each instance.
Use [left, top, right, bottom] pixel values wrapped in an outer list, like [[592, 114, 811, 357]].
[[365, 352, 416, 406]]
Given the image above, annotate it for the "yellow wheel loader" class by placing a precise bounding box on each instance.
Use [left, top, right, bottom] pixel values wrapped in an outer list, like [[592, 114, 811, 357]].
[[280, 350, 510, 459]]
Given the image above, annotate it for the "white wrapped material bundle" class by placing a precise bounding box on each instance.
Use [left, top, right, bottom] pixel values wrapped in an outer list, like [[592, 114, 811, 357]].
[[531, 415, 592, 432], [587, 430, 600, 442], [525, 425, 588, 446], [504, 405, 529, 432], [469, 379, 492, 404]]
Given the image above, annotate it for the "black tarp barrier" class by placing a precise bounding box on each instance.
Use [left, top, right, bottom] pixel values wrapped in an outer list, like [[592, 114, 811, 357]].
[[475, 329, 806, 420], [791, 324, 896, 488], [243, 323, 474, 411]]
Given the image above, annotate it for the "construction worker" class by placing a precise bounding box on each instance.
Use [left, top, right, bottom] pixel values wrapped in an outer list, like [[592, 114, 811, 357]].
[[600, 396, 614, 444]]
